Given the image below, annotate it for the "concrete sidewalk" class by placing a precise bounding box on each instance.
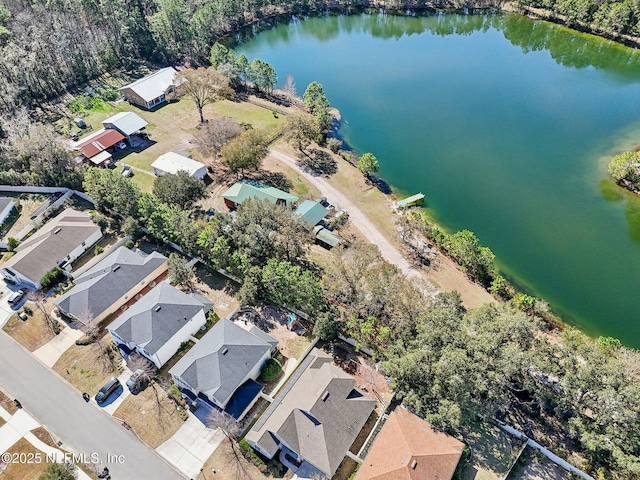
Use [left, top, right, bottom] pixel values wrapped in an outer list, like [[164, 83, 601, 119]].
[[156, 415, 225, 479]]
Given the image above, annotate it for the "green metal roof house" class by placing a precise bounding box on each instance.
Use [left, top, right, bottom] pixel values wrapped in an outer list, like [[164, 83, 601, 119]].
[[295, 200, 328, 227], [221, 180, 299, 210]]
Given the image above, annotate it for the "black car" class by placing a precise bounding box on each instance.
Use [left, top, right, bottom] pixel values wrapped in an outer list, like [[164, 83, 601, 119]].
[[95, 377, 120, 404]]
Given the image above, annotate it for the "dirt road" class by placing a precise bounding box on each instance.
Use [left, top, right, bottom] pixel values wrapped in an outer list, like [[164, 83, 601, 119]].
[[268, 149, 495, 308]]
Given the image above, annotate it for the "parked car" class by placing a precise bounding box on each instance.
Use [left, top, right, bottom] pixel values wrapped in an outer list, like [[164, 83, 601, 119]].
[[126, 369, 144, 392], [116, 141, 127, 150], [7, 289, 27, 307], [95, 377, 121, 404], [121, 165, 132, 177]]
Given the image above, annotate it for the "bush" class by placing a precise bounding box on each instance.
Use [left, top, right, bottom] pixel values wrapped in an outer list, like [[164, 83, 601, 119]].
[[259, 358, 282, 382], [239, 439, 266, 466], [41, 266, 65, 289], [327, 137, 342, 153], [75, 335, 95, 346], [6, 237, 19, 252], [124, 240, 135, 249], [94, 245, 104, 256]]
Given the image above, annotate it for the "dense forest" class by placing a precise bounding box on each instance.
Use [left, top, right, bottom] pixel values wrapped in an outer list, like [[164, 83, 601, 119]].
[[1, 0, 640, 114]]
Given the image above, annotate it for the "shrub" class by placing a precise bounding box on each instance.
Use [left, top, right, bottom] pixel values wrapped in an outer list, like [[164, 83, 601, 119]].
[[75, 335, 95, 346], [94, 245, 104, 256], [259, 358, 282, 382], [6, 237, 19, 252], [327, 137, 342, 153], [124, 240, 135, 249], [41, 266, 65, 289]]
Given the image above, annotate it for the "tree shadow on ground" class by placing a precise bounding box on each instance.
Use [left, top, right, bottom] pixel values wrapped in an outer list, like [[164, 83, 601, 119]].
[[368, 176, 392, 194], [297, 148, 338, 177], [250, 170, 293, 192]]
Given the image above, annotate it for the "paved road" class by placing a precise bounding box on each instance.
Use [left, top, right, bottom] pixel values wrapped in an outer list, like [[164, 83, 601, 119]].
[[0, 331, 185, 479]]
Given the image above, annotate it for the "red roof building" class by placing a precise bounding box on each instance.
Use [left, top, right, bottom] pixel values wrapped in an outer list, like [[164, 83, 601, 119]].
[[355, 407, 465, 480], [75, 128, 125, 158]]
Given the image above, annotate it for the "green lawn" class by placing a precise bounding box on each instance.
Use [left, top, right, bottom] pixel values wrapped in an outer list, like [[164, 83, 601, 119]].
[[61, 95, 286, 193]]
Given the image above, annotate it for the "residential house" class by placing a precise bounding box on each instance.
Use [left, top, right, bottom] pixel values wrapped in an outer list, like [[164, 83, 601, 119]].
[[54, 246, 168, 324], [245, 348, 376, 478], [0, 197, 16, 226], [101, 112, 148, 143], [108, 281, 213, 368], [355, 406, 464, 480], [221, 180, 299, 210], [72, 128, 126, 167], [119, 67, 180, 109], [0, 208, 102, 289], [151, 152, 207, 179], [170, 318, 277, 420]]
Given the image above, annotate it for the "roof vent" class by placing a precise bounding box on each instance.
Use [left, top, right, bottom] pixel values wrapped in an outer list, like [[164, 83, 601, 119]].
[[410, 460, 417, 470], [222, 347, 229, 356], [54, 227, 62, 234], [321, 390, 330, 402], [113, 265, 121, 272], [154, 305, 162, 312]]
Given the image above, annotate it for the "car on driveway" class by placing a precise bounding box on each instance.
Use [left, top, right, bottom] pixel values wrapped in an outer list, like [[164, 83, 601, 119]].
[[7, 289, 27, 308], [126, 369, 144, 393], [96, 377, 121, 404]]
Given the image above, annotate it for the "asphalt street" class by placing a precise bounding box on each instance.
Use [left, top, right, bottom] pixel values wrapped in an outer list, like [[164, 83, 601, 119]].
[[0, 330, 186, 479]]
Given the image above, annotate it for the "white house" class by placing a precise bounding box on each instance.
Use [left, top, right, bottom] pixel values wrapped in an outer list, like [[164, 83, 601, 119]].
[[1, 208, 102, 289], [0, 197, 16, 226], [119, 67, 180, 109], [107, 282, 213, 368], [151, 152, 207, 179]]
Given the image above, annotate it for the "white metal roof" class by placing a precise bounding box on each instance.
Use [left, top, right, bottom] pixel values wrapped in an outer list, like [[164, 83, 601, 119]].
[[151, 152, 207, 178], [102, 112, 148, 136], [88, 150, 112, 165], [119, 67, 178, 103]]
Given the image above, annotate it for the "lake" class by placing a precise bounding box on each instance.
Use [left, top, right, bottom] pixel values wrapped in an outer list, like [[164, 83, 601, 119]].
[[236, 12, 640, 347]]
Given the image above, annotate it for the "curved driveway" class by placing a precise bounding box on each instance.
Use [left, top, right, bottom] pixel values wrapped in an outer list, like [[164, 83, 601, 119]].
[[0, 331, 185, 479]]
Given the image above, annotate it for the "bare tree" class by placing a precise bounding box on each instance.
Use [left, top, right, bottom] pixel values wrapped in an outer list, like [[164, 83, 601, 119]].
[[75, 310, 120, 374], [29, 290, 58, 335], [206, 409, 249, 478], [127, 353, 169, 429], [177, 67, 235, 124], [194, 116, 244, 159]]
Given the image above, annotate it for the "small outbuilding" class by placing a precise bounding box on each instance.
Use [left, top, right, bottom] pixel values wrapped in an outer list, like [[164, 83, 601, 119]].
[[119, 67, 180, 110], [73, 128, 125, 167], [101, 112, 148, 141], [294, 200, 328, 227], [313, 225, 342, 249], [151, 152, 207, 179]]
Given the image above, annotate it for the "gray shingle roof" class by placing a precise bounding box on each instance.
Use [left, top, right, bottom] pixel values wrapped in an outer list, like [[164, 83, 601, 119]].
[[54, 247, 167, 321], [246, 349, 376, 477], [169, 319, 276, 407], [108, 282, 212, 356], [2, 208, 101, 285]]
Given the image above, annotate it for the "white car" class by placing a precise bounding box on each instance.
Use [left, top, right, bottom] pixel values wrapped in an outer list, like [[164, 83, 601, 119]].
[[116, 141, 127, 150], [121, 165, 132, 177]]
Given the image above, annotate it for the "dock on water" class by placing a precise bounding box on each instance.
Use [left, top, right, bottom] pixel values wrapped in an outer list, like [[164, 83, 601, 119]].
[[395, 193, 425, 209]]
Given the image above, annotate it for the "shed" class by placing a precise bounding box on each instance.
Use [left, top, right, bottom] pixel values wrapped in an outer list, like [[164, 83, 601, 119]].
[[313, 225, 342, 249], [102, 112, 148, 139], [73, 128, 125, 160], [119, 67, 180, 109], [295, 200, 328, 227], [151, 152, 207, 179]]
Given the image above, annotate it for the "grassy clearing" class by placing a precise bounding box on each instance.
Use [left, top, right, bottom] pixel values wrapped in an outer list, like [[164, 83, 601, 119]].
[[208, 99, 285, 133], [129, 170, 156, 192], [192, 265, 240, 319], [0, 438, 49, 480], [113, 384, 185, 448], [202, 439, 268, 480], [52, 342, 117, 396], [3, 309, 57, 352], [460, 420, 522, 480]]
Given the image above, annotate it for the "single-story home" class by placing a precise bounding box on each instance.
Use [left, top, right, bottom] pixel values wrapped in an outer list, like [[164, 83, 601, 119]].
[[119, 67, 180, 110], [54, 246, 168, 324], [221, 180, 299, 210], [72, 128, 126, 167], [101, 112, 148, 142], [1, 208, 102, 289], [108, 281, 213, 368], [0, 197, 16, 226], [151, 152, 207, 179], [245, 348, 376, 478], [294, 200, 328, 227], [355, 406, 464, 480], [170, 318, 277, 420]]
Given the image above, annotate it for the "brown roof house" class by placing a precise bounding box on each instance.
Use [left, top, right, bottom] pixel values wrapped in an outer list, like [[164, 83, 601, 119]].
[[0, 208, 102, 289], [245, 348, 376, 478], [355, 406, 465, 480]]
